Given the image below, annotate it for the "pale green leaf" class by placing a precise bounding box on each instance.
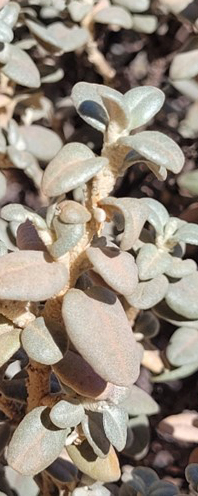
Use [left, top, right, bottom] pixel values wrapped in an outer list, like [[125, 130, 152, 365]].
[[132, 15, 158, 34], [165, 257, 197, 278], [122, 385, 159, 416], [93, 6, 133, 29], [2, 45, 40, 88], [123, 86, 165, 132], [178, 169, 198, 196], [103, 405, 128, 451], [82, 412, 110, 458], [47, 23, 89, 52], [50, 399, 85, 429], [167, 326, 198, 367], [0, 328, 21, 367], [0, 2, 20, 28], [68, 1, 91, 22], [20, 125, 63, 162], [112, 0, 150, 13], [170, 50, 198, 80], [140, 198, 169, 235], [126, 275, 169, 310], [136, 244, 171, 280], [7, 406, 68, 475], [71, 82, 109, 133], [152, 362, 198, 382], [62, 287, 140, 387], [166, 272, 198, 319], [58, 200, 91, 224], [173, 223, 198, 245]]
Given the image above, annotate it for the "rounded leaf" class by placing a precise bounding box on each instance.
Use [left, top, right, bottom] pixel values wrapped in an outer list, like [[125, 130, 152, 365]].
[[178, 169, 198, 196], [112, 0, 150, 12], [136, 244, 171, 280], [62, 287, 140, 387], [122, 385, 159, 416], [170, 50, 198, 80], [126, 275, 169, 310], [165, 257, 197, 278], [0, 328, 21, 367], [67, 442, 120, 482], [42, 143, 108, 197], [93, 6, 133, 29], [167, 326, 198, 367], [59, 200, 91, 224], [21, 316, 68, 365], [0, 250, 68, 301], [82, 412, 110, 458], [123, 86, 164, 131], [7, 406, 68, 475], [20, 125, 63, 162], [103, 405, 128, 451], [2, 45, 40, 88], [50, 399, 85, 429], [166, 272, 198, 319], [86, 245, 138, 295]]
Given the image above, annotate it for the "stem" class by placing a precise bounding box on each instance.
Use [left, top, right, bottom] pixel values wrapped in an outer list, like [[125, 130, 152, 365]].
[[26, 360, 51, 413]]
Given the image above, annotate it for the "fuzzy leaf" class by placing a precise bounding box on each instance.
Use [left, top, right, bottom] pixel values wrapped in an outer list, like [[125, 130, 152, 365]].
[[59, 200, 91, 224], [166, 326, 198, 367], [67, 442, 120, 482], [47, 23, 89, 52], [21, 317, 68, 365], [123, 86, 164, 131], [100, 197, 148, 251], [72, 82, 109, 133], [93, 6, 133, 29], [118, 131, 185, 178], [122, 385, 159, 416], [82, 412, 110, 458], [136, 244, 171, 280], [1, 204, 46, 229], [132, 15, 158, 34], [152, 362, 198, 382], [68, 1, 91, 22], [49, 221, 84, 259], [0, 328, 21, 367], [62, 287, 140, 387], [170, 50, 198, 80], [165, 257, 197, 278], [166, 272, 198, 319], [0, 250, 68, 301], [20, 125, 63, 162], [173, 223, 198, 245], [2, 45, 40, 88], [86, 245, 138, 295], [140, 198, 169, 235], [126, 275, 169, 310], [42, 143, 108, 197], [154, 300, 198, 327], [103, 405, 128, 451], [178, 169, 198, 196], [7, 407, 68, 475], [0, 2, 20, 28], [112, 0, 150, 12], [50, 399, 85, 429]]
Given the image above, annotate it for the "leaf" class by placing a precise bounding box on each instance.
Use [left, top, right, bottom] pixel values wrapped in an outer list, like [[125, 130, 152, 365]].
[[21, 316, 68, 365], [0, 250, 68, 301], [126, 275, 169, 310], [140, 198, 169, 235], [99, 197, 148, 251], [135, 311, 160, 339], [165, 272, 198, 319], [0, 328, 21, 367], [1, 204, 46, 229], [132, 15, 158, 34], [67, 442, 121, 482], [2, 45, 40, 88], [42, 143, 108, 197], [124, 415, 150, 460], [58, 200, 91, 224], [170, 50, 198, 80], [103, 405, 128, 451], [158, 0, 193, 14], [68, 1, 91, 22], [47, 23, 89, 52], [166, 326, 198, 367], [71, 82, 109, 133], [118, 131, 185, 178], [178, 169, 198, 196], [122, 385, 159, 416], [149, 480, 179, 496], [165, 257, 197, 278], [93, 6, 133, 29], [136, 244, 171, 280], [123, 86, 165, 132], [20, 125, 63, 162], [82, 412, 110, 458], [154, 300, 198, 327], [173, 223, 198, 245], [112, 0, 150, 13], [152, 362, 198, 382], [49, 221, 84, 259], [26, 19, 64, 52], [50, 399, 85, 429], [0, 21, 13, 43], [53, 350, 107, 398], [133, 467, 159, 490], [45, 458, 78, 485], [86, 245, 138, 295], [0, 129, 6, 154], [62, 287, 140, 387], [0, 2, 20, 28], [185, 463, 198, 491], [157, 411, 198, 443], [7, 406, 69, 475]]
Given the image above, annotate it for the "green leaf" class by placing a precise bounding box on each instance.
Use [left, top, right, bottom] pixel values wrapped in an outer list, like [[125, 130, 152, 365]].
[[21, 316, 68, 365], [0, 250, 68, 301], [50, 399, 85, 429], [126, 275, 169, 310], [165, 257, 197, 278], [0, 328, 21, 367], [82, 411, 110, 458], [58, 200, 91, 224], [136, 244, 171, 280], [123, 86, 165, 131], [67, 442, 121, 482], [71, 82, 109, 133], [103, 405, 128, 451], [1, 203, 47, 229], [62, 287, 140, 387], [42, 143, 108, 197], [152, 362, 198, 382], [140, 198, 169, 235], [7, 407, 69, 475], [20, 125, 63, 162], [154, 300, 198, 327], [49, 220, 84, 259], [118, 131, 185, 179], [2, 45, 40, 88], [173, 223, 198, 245], [166, 326, 198, 367], [178, 169, 198, 196], [93, 6, 133, 29], [47, 23, 89, 52], [100, 197, 148, 251], [122, 385, 159, 416], [68, 1, 91, 22], [165, 272, 198, 319], [86, 245, 138, 295], [0, 21, 13, 43]]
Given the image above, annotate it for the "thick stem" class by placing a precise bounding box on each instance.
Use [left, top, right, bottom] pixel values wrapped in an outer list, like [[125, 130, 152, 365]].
[[26, 360, 51, 413]]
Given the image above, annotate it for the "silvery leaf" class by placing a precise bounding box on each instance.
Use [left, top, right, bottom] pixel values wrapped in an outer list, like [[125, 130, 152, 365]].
[[2, 45, 40, 88], [126, 275, 169, 310]]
